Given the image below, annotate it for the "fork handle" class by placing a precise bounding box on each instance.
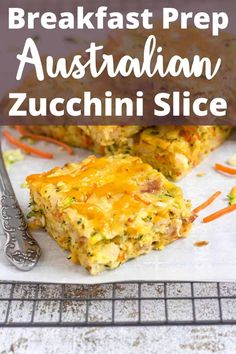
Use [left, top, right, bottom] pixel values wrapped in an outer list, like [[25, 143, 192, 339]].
[[0, 141, 41, 271]]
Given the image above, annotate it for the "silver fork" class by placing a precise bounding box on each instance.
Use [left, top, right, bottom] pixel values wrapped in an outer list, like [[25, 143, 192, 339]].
[[0, 129, 41, 271]]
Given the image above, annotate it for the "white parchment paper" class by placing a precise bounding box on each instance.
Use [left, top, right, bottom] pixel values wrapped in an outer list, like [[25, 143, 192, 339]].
[[0, 131, 235, 283]]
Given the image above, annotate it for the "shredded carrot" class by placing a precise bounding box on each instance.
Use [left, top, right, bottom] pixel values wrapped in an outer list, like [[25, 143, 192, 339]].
[[203, 204, 236, 223], [214, 163, 236, 175], [193, 191, 222, 214], [16, 126, 73, 155], [118, 253, 125, 262], [133, 194, 151, 206], [3, 130, 53, 159], [15, 126, 28, 136]]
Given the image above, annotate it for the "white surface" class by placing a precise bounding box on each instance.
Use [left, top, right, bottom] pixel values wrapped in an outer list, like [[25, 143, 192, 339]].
[[1, 326, 236, 354], [0, 130, 236, 283]]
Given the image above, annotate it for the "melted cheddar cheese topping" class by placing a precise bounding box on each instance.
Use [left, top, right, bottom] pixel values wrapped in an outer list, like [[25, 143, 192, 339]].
[[27, 154, 189, 236]]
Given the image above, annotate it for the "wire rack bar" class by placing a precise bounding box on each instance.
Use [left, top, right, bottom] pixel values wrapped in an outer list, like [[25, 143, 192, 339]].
[[0, 281, 236, 327]]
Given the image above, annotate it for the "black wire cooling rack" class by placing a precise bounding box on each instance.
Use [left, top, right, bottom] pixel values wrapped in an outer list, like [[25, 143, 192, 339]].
[[1, 281, 236, 327]]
